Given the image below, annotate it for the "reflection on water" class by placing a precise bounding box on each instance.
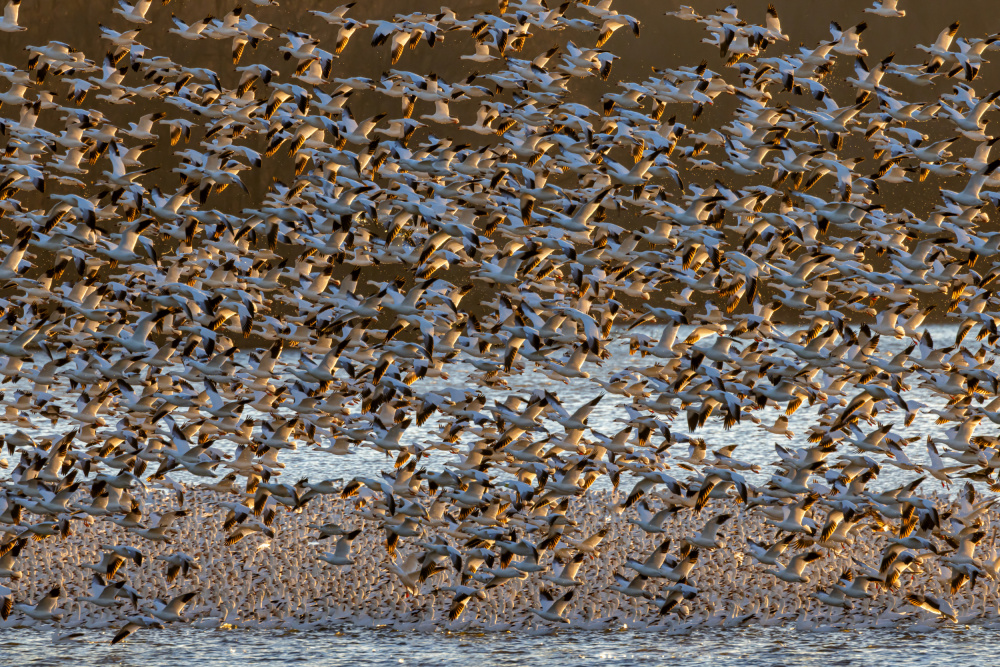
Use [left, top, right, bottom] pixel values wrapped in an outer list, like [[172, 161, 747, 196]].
[[4, 618, 999, 667]]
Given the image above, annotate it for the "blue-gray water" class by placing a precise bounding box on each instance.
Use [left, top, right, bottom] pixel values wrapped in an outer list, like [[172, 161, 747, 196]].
[[5, 624, 996, 667]]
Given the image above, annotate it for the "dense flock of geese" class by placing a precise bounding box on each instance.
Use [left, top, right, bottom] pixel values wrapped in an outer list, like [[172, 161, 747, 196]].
[[4, 0, 1000, 643]]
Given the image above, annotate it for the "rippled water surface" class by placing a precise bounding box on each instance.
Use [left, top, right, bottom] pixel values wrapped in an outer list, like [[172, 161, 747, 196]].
[[6, 624, 999, 666]]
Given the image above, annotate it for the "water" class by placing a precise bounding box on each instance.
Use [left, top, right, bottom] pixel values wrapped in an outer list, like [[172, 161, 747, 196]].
[[4, 623, 997, 667]]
